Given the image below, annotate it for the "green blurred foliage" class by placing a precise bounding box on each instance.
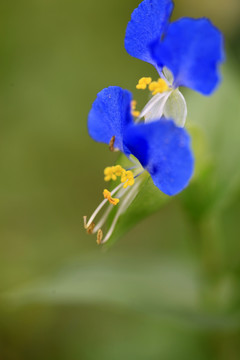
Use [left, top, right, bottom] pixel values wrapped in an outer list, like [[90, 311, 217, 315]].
[[1, 0, 240, 359]]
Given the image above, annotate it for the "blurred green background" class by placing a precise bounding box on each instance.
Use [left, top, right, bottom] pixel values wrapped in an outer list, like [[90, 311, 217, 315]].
[[1, 0, 240, 359]]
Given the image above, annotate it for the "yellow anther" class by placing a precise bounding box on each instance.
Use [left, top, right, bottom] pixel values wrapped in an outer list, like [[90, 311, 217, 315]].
[[104, 165, 125, 181], [114, 165, 123, 177], [131, 100, 140, 117], [104, 167, 113, 181], [131, 100, 137, 109], [103, 189, 120, 206], [121, 170, 135, 188], [121, 170, 132, 180], [104, 166, 118, 181], [136, 77, 152, 90], [132, 110, 140, 117], [149, 78, 169, 95], [104, 165, 134, 188], [87, 222, 95, 234], [97, 229, 103, 245], [121, 170, 128, 182], [83, 216, 96, 234]]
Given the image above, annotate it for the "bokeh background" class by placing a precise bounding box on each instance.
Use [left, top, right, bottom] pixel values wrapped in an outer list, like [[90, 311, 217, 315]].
[[1, 0, 240, 359]]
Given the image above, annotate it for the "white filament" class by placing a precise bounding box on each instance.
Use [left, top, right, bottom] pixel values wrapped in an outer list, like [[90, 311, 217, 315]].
[[86, 182, 123, 228], [101, 178, 141, 244], [93, 186, 127, 233]]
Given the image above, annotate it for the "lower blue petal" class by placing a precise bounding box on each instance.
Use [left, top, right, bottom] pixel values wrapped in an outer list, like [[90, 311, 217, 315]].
[[151, 18, 225, 95], [88, 87, 133, 155], [125, 0, 173, 66], [124, 120, 194, 196]]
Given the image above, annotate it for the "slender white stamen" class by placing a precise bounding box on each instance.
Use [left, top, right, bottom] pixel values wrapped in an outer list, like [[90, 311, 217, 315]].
[[101, 177, 141, 244], [128, 155, 143, 169], [93, 186, 127, 233], [93, 203, 113, 234], [134, 170, 144, 179], [93, 168, 143, 233], [128, 155, 141, 166], [126, 165, 138, 171], [86, 182, 123, 228]]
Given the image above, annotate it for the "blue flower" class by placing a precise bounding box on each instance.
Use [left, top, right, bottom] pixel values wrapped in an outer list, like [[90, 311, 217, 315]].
[[86, 87, 194, 244], [125, 0, 225, 126], [84, 0, 224, 244]]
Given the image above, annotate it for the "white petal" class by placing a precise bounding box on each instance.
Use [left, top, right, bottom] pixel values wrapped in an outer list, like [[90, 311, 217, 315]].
[[142, 92, 172, 123], [163, 89, 187, 127], [139, 93, 166, 120], [163, 67, 174, 85]]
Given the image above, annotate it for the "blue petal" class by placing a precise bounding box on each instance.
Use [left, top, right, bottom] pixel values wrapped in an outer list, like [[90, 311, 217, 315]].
[[124, 120, 194, 196], [125, 0, 173, 66], [151, 18, 225, 95], [88, 87, 133, 154]]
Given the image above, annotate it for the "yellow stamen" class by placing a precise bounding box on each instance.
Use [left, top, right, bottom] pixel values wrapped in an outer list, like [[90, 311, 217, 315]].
[[149, 78, 169, 95], [132, 110, 140, 117], [104, 165, 124, 181], [114, 165, 123, 177], [131, 100, 137, 109], [103, 189, 120, 206], [121, 170, 135, 189], [97, 229, 103, 245], [104, 165, 135, 188], [136, 77, 152, 90], [104, 166, 117, 181], [131, 100, 140, 117], [83, 216, 96, 234], [87, 222, 95, 234]]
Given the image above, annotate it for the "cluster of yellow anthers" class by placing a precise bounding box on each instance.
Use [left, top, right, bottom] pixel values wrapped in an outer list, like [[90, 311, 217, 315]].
[[104, 165, 134, 189], [131, 100, 140, 118], [136, 77, 169, 96]]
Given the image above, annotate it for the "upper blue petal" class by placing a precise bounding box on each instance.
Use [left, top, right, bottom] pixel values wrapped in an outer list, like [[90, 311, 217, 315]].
[[125, 0, 173, 66], [88, 86, 133, 154], [123, 120, 194, 196], [150, 18, 225, 95]]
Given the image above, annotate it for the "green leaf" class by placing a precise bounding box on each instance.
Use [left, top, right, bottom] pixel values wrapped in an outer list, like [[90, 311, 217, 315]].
[[2, 254, 239, 330]]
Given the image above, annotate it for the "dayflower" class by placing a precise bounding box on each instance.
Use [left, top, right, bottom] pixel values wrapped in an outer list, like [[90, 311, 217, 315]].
[[85, 86, 194, 244], [83, 0, 224, 245], [125, 0, 225, 126]]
